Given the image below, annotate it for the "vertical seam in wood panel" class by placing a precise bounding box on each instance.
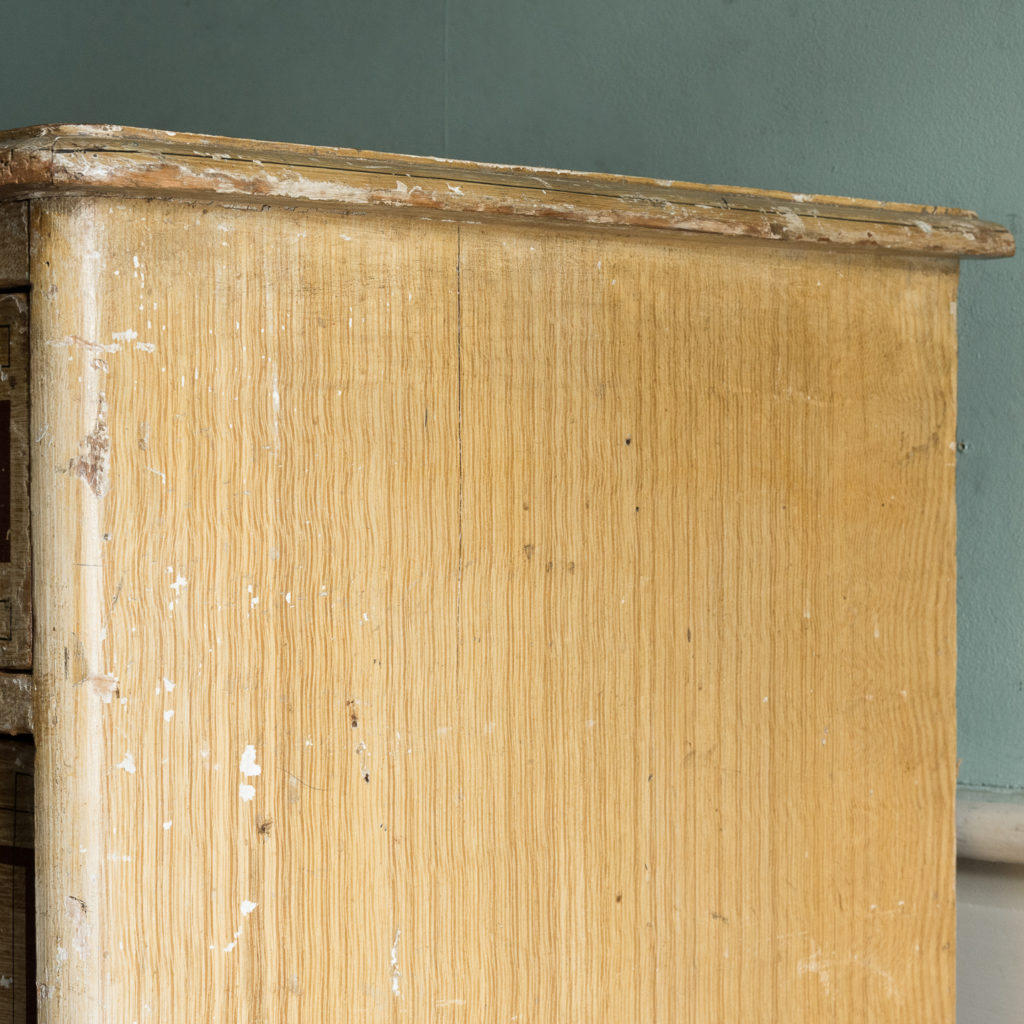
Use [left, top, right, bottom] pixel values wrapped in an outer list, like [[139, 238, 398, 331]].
[[456, 226, 463, 681]]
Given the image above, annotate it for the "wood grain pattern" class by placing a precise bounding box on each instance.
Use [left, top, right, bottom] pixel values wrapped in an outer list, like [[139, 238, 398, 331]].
[[0, 125, 1012, 259], [31, 197, 460, 1022], [458, 226, 958, 1022], [27, 192, 961, 1022]]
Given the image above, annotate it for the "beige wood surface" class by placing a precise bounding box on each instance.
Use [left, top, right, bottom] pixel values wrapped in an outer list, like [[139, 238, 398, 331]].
[[0, 125, 1013, 259], [458, 225, 958, 1022], [27, 192, 960, 1022]]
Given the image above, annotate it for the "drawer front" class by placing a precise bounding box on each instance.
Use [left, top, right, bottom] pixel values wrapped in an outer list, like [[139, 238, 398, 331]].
[[0, 294, 29, 671]]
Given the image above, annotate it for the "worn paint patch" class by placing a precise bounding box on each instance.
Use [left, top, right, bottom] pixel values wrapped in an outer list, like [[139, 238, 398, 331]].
[[65, 896, 89, 961], [69, 399, 110, 498], [88, 674, 120, 703]]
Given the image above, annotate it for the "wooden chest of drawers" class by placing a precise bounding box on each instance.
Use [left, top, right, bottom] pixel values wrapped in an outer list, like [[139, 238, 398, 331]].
[[0, 125, 1013, 1023]]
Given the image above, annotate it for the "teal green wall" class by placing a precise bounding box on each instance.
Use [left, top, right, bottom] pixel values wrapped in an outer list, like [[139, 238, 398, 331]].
[[3, 0, 1022, 789]]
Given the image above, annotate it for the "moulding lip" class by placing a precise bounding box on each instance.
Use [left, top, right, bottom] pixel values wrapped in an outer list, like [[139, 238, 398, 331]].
[[0, 123, 1014, 260]]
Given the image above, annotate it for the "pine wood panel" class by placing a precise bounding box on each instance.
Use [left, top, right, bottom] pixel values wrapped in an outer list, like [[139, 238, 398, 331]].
[[31, 197, 461, 1022], [29, 195, 959, 1022], [456, 226, 958, 1022]]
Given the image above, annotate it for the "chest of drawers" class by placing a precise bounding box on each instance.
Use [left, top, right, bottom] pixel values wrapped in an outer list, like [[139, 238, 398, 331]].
[[0, 125, 1013, 1023]]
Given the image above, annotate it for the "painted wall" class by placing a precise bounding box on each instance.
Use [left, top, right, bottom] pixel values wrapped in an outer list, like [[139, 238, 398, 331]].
[[1, 0, 1021, 790]]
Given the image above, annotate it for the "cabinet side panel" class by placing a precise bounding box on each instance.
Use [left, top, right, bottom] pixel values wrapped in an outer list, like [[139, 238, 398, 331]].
[[30, 197, 462, 1022], [459, 226, 958, 1023], [29, 194, 958, 1023]]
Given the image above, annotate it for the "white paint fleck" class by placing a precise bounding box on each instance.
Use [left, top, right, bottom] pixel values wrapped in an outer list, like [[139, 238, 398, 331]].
[[116, 752, 137, 774], [162, 820, 172, 830], [112, 329, 138, 343], [163, 677, 175, 692], [285, 592, 292, 605], [913, 220, 934, 234], [798, 947, 832, 994], [240, 900, 258, 916], [0, 976, 11, 989], [163, 710, 174, 722], [170, 574, 187, 593], [239, 784, 256, 802], [446, 183, 465, 195], [390, 929, 402, 997], [240, 745, 262, 777], [135, 341, 156, 352]]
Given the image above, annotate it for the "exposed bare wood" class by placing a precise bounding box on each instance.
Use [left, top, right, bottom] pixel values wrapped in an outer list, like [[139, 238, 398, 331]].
[[28, 192, 962, 1021], [0, 125, 1012, 258]]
